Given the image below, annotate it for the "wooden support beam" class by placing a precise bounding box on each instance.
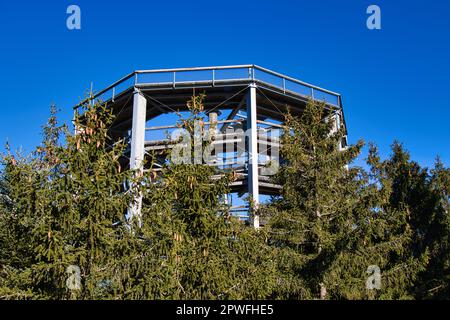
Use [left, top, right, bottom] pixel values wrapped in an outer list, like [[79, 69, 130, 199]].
[[247, 84, 260, 229]]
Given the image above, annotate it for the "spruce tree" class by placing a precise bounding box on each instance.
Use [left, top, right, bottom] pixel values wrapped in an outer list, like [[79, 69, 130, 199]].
[[426, 159, 450, 299], [370, 143, 449, 299], [0, 101, 137, 299], [116, 94, 276, 299], [265, 100, 428, 299], [2, 94, 446, 300], [0, 96, 276, 300]]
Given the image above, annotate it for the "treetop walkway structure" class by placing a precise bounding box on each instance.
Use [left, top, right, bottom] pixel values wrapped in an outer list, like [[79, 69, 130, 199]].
[[74, 65, 347, 228]]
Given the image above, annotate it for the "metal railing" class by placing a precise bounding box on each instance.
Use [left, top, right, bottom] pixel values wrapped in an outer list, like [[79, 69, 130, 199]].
[[76, 65, 341, 109]]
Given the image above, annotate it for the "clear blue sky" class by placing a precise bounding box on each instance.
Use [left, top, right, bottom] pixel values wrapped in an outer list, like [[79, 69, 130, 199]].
[[0, 0, 449, 168]]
